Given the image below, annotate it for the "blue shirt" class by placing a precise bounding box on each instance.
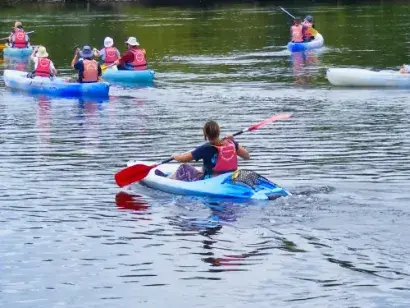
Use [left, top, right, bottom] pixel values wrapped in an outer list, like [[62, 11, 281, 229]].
[[74, 58, 102, 83], [191, 141, 239, 177]]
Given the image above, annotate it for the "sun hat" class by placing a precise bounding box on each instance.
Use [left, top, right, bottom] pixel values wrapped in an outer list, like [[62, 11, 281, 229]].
[[104, 37, 114, 48], [80, 45, 93, 58], [36, 46, 49, 58], [125, 37, 139, 46], [15, 21, 22, 28], [305, 15, 313, 22]]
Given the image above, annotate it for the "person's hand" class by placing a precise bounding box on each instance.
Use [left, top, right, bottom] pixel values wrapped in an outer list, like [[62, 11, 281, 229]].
[[171, 154, 180, 160], [113, 59, 119, 65], [75, 48, 80, 55], [223, 135, 234, 141]]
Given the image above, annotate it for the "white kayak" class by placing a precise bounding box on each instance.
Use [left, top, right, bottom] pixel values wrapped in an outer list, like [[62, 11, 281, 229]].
[[326, 68, 410, 88], [127, 161, 291, 200]]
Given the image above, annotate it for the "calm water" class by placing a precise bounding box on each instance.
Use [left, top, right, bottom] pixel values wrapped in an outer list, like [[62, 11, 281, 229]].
[[1, 2, 410, 307]]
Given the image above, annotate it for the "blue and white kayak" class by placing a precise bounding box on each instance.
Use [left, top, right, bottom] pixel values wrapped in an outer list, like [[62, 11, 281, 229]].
[[4, 70, 110, 98], [327, 67, 410, 87], [102, 68, 155, 84], [127, 161, 291, 200], [3, 46, 33, 58], [287, 33, 324, 52]]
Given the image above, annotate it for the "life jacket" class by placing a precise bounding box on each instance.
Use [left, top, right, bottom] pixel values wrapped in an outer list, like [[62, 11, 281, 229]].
[[212, 140, 238, 174], [34, 57, 51, 77], [129, 48, 147, 70], [13, 29, 28, 48], [82, 59, 99, 83], [104, 47, 118, 64], [291, 25, 304, 43], [303, 21, 314, 38]]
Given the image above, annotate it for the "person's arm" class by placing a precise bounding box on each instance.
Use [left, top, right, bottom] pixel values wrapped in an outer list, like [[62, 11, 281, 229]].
[[30, 46, 38, 61], [71, 48, 80, 68], [117, 51, 132, 66], [50, 61, 57, 76], [172, 152, 193, 163], [237, 145, 250, 160], [93, 48, 101, 57], [98, 64, 102, 77]]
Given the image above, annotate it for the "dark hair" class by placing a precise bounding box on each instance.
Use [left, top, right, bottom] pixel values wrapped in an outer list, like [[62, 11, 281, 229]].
[[203, 120, 220, 141]]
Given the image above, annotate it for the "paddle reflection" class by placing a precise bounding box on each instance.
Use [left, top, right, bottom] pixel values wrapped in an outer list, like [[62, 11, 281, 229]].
[[115, 191, 150, 212]]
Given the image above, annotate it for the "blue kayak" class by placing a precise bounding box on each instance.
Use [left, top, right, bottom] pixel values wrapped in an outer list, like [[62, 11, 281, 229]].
[[102, 68, 155, 84], [3, 46, 33, 57], [127, 161, 291, 200], [4, 70, 110, 98], [287, 33, 324, 52]]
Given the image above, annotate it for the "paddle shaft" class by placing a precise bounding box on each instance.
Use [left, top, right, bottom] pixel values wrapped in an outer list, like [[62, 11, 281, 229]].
[[279, 6, 295, 19], [0, 30, 35, 41]]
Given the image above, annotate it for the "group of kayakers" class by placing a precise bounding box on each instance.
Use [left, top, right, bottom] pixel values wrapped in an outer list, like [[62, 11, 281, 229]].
[[290, 15, 315, 43], [5, 21, 148, 83]]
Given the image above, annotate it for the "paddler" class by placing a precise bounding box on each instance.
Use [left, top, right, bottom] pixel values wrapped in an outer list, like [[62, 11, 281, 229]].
[[8, 21, 30, 48], [71, 45, 102, 83], [156, 121, 250, 182], [302, 15, 315, 42], [93, 37, 120, 65], [29, 46, 57, 78], [290, 17, 304, 43], [114, 37, 147, 71], [399, 64, 410, 74]]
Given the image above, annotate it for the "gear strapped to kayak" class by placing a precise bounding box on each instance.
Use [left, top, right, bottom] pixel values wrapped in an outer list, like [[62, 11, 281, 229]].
[[232, 170, 283, 200]]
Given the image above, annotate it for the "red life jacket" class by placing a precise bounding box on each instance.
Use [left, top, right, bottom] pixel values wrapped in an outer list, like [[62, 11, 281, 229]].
[[104, 47, 118, 64], [82, 59, 99, 83], [13, 29, 28, 48], [34, 58, 51, 77], [130, 48, 147, 70], [212, 140, 238, 174], [291, 25, 303, 43]]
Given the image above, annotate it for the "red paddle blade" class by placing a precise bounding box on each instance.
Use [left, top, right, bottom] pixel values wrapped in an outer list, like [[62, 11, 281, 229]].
[[248, 113, 292, 131], [114, 163, 156, 187]]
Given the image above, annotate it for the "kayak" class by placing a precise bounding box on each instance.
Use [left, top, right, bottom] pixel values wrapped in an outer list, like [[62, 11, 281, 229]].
[[102, 68, 155, 84], [127, 161, 291, 200], [327, 68, 410, 88], [3, 46, 33, 57], [287, 33, 324, 52], [3, 70, 110, 98]]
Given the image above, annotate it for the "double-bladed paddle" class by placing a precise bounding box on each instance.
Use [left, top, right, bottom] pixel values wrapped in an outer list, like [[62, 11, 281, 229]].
[[114, 113, 293, 188], [0, 30, 35, 41]]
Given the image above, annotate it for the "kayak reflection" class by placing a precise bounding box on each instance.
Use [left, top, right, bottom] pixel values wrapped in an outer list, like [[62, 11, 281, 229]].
[[290, 50, 320, 85]]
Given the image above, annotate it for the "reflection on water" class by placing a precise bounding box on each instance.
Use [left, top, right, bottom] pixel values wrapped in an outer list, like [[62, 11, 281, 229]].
[[1, 2, 410, 308]]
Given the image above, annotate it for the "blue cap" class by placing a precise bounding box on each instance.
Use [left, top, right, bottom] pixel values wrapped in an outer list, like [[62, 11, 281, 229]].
[[305, 15, 313, 22]]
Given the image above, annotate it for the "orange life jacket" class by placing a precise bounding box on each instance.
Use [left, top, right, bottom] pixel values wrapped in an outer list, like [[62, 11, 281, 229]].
[[291, 25, 304, 43], [13, 29, 28, 48], [82, 59, 99, 83], [34, 58, 51, 77], [130, 48, 147, 70], [104, 47, 119, 64], [212, 140, 238, 174]]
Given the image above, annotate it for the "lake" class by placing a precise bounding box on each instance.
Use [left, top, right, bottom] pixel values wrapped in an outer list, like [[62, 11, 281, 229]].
[[1, 1, 410, 307]]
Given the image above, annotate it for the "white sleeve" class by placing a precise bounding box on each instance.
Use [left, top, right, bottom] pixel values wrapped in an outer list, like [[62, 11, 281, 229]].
[[49, 61, 56, 71], [33, 57, 39, 70]]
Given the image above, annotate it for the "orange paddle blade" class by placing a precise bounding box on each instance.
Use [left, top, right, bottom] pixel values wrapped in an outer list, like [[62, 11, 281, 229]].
[[114, 163, 156, 187], [248, 113, 292, 131]]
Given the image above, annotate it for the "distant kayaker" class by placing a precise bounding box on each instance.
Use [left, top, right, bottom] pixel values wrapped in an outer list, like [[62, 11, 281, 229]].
[[71, 45, 102, 83], [8, 21, 30, 49], [399, 64, 410, 74], [157, 121, 250, 182], [114, 37, 147, 71], [291, 18, 304, 43], [29, 46, 57, 78], [93, 37, 120, 65], [302, 15, 315, 42]]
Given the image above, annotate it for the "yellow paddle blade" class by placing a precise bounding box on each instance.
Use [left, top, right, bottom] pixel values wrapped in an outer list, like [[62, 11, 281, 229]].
[[307, 27, 318, 36], [0, 44, 6, 51]]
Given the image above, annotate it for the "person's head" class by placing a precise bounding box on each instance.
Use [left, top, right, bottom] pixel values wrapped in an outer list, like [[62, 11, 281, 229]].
[[14, 21, 23, 29], [294, 17, 301, 25], [36, 46, 49, 58], [104, 37, 114, 48], [80, 45, 93, 59], [304, 15, 313, 23], [203, 120, 220, 142], [124, 37, 140, 48]]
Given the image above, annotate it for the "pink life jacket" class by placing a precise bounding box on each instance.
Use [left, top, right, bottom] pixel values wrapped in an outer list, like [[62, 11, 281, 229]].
[[35, 58, 51, 77], [82, 59, 99, 83], [13, 29, 28, 48], [104, 47, 119, 64], [130, 48, 147, 70], [291, 25, 303, 43], [212, 140, 238, 174]]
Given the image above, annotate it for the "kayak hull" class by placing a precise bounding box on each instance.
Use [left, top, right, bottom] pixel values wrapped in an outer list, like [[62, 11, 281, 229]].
[[327, 68, 410, 87], [287, 33, 324, 52], [3, 47, 33, 58], [102, 68, 155, 84], [3, 70, 110, 98], [127, 161, 291, 200]]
